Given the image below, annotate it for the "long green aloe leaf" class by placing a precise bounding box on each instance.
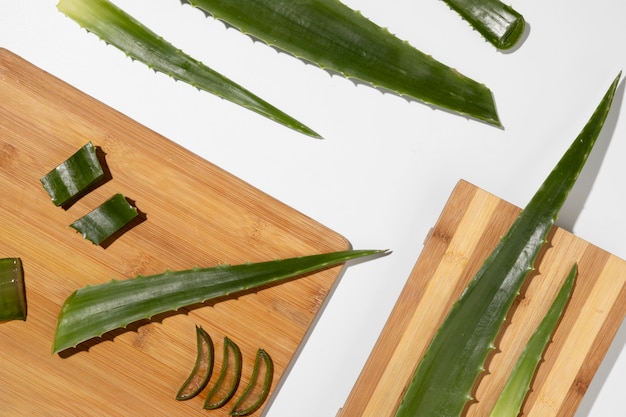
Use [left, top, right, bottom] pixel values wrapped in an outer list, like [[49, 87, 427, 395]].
[[442, 0, 525, 50], [489, 264, 576, 417], [394, 73, 621, 417], [185, 0, 501, 126], [56, 0, 320, 138], [52, 249, 387, 353]]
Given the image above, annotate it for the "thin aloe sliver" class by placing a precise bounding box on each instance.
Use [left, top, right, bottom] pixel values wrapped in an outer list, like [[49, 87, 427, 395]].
[[176, 326, 214, 401], [204, 336, 242, 409]]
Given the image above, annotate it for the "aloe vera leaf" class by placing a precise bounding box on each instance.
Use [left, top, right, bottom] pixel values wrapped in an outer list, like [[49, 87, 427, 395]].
[[40, 141, 104, 207], [70, 193, 139, 245], [204, 336, 242, 409], [394, 73, 621, 417], [56, 0, 320, 139], [52, 249, 388, 353], [442, 0, 525, 50], [230, 348, 273, 416], [186, 0, 500, 126], [489, 264, 576, 417], [0, 258, 26, 322], [176, 326, 214, 401]]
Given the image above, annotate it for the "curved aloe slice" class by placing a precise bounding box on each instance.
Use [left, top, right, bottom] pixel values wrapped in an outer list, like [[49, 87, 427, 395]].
[[176, 326, 214, 401], [442, 0, 525, 50], [56, 0, 320, 139], [70, 193, 138, 245], [0, 258, 26, 322], [187, 0, 500, 126], [489, 264, 576, 417], [204, 336, 242, 409], [52, 249, 387, 353], [230, 348, 273, 416], [40, 142, 104, 207], [394, 73, 621, 417]]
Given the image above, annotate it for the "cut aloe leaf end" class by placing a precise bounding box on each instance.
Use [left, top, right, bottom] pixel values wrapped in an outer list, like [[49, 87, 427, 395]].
[[187, 0, 501, 127], [40, 141, 105, 207], [0, 258, 27, 322], [52, 249, 389, 354], [70, 193, 139, 245], [443, 0, 526, 50], [56, 0, 321, 139], [489, 264, 576, 417]]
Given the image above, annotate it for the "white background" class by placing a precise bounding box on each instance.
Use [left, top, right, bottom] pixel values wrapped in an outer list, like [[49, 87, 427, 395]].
[[1, 1, 625, 416]]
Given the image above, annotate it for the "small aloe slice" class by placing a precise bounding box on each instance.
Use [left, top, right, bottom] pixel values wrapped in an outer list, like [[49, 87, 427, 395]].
[[442, 0, 525, 50], [70, 193, 139, 245], [204, 336, 243, 409], [40, 142, 104, 207], [187, 0, 500, 126], [230, 348, 273, 416], [52, 249, 387, 353], [176, 326, 215, 401], [394, 73, 621, 417], [0, 258, 27, 322], [489, 264, 576, 417], [56, 0, 320, 139]]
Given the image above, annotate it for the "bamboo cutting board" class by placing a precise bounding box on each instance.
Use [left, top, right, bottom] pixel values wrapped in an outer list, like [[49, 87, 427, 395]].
[[0, 48, 351, 416], [339, 180, 626, 417]]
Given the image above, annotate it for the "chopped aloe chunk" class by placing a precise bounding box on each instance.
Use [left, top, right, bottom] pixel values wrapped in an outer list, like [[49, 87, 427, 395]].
[[40, 142, 105, 207], [70, 193, 138, 245], [0, 258, 27, 322], [442, 0, 525, 50]]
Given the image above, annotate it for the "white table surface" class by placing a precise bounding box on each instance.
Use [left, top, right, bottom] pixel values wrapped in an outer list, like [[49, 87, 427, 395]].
[[1, 1, 624, 416]]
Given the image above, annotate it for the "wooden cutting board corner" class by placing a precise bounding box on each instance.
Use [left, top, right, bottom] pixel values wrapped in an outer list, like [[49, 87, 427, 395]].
[[339, 179, 626, 417], [0, 48, 350, 416]]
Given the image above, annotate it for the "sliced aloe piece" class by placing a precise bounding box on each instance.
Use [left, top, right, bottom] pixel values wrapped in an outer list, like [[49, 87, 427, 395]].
[[489, 264, 576, 417], [52, 249, 388, 353], [0, 258, 27, 322], [442, 0, 525, 50], [204, 336, 242, 409], [57, 0, 320, 138], [230, 348, 273, 416], [187, 0, 500, 126], [70, 193, 139, 245], [394, 73, 621, 417], [176, 326, 214, 401], [40, 142, 104, 207]]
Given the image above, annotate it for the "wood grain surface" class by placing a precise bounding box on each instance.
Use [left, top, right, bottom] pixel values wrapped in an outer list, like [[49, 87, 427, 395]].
[[339, 179, 626, 417], [0, 48, 350, 416]]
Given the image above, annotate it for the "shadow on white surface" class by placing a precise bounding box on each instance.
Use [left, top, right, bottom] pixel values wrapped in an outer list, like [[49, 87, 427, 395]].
[[574, 320, 626, 416], [556, 77, 625, 232]]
